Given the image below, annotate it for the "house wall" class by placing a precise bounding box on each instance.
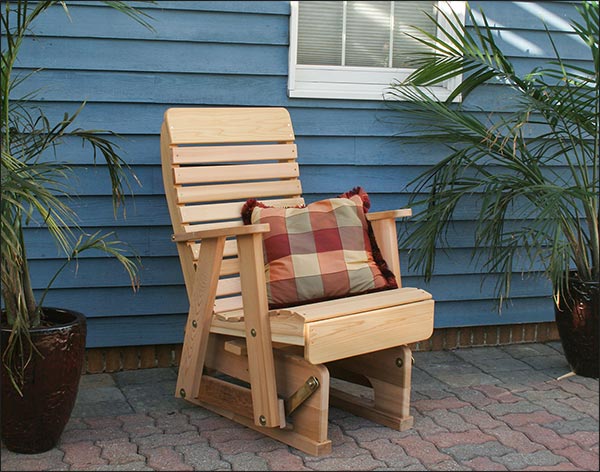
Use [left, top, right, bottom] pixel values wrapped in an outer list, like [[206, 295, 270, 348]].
[[13, 1, 588, 348]]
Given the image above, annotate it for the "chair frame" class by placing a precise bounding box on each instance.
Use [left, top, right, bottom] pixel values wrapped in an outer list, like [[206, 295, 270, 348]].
[[160, 107, 434, 455]]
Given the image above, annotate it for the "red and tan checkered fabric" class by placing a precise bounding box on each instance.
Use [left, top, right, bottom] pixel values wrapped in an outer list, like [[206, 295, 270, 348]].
[[242, 188, 397, 309]]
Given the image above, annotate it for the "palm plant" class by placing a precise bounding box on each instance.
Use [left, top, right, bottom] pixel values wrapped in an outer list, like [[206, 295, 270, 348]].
[[386, 1, 598, 312], [1, 0, 153, 393]]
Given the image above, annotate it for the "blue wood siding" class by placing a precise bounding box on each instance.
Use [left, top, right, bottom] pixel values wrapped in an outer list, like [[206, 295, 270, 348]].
[[9, 1, 589, 347]]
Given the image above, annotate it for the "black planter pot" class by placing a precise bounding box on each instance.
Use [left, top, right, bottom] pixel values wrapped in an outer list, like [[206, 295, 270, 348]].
[[554, 276, 599, 378], [1, 307, 87, 454]]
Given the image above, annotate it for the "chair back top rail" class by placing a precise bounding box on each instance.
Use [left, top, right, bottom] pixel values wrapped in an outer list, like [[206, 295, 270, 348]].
[[164, 107, 295, 145]]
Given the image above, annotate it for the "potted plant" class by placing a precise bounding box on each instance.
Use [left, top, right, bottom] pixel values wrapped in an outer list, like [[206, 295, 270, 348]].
[[1, 0, 152, 453], [386, 1, 598, 377]]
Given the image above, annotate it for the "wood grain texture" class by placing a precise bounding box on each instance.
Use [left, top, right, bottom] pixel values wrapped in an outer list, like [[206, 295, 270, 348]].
[[366, 208, 412, 221], [210, 311, 305, 346], [279, 287, 432, 323], [329, 387, 414, 431], [176, 179, 303, 204], [237, 233, 281, 428], [164, 107, 294, 145], [179, 198, 303, 224], [329, 346, 410, 387], [172, 223, 270, 242], [305, 300, 434, 364], [173, 162, 299, 184], [172, 143, 297, 164], [194, 374, 268, 422], [205, 335, 331, 449], [370, 218, 402, 285], [328, 346, 413, 431], [175, 237, 225, 400]]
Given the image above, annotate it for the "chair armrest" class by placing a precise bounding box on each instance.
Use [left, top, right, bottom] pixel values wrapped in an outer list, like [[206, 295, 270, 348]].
[[172, 223, 270, 242], [367, 209, 411, 283], [366, 208, 412, 221]]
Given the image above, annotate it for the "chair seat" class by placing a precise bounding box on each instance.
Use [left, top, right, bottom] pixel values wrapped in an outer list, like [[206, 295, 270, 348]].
[[211, 287, 434, 363], [278, 287, 432, 322]]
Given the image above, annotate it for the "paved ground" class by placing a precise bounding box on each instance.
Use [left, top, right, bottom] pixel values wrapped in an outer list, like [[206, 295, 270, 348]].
[[2, 341, 598, 471]]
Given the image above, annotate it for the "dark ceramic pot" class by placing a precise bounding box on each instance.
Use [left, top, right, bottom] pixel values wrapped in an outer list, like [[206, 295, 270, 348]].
[[554, 275, 599, 379], [1, 307, 87, 454]]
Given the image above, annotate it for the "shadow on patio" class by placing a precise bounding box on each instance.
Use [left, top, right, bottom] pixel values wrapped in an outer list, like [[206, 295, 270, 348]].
[[1, 341, 598, 471]]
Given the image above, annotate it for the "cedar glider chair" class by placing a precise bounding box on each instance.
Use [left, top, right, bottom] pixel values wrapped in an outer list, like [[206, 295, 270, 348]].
[[160, 107, 434, 455]]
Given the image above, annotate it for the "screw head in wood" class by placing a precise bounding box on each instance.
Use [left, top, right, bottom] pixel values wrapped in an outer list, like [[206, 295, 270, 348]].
[[191, 320, 198, 328], [250, 328, 257, 337], [259, 415, 266, 426], [179, 388, 186, 398], [307, 377, 319, 389], [395, 357, 403, 368]]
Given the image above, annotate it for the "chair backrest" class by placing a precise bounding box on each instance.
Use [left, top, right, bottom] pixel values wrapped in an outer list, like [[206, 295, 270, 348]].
[[160, 107, 304, 314]]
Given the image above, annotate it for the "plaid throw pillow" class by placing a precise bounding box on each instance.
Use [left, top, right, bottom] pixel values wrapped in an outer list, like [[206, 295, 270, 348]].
[[241, 187, 397, 309]]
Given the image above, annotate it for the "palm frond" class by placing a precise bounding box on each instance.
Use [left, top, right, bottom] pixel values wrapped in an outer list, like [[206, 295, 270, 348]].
[[1, 0, 153, 394], [386, 1, 599, 308]]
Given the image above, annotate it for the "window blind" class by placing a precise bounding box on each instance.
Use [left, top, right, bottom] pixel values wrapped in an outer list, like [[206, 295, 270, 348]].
[[297, 1, 344, 66], [297, 0, 437, 68]]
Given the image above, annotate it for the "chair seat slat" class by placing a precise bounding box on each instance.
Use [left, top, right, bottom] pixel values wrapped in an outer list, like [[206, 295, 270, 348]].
[[280, 287, 432, 323], [215, 295, 244, 313]]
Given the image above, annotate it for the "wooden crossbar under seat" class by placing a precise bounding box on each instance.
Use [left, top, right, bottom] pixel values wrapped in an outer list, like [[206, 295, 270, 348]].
[[160, 107, 434, 455]]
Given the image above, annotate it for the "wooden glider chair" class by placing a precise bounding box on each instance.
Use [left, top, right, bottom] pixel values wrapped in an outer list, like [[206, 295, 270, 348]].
[[160, 107, 434, 455]]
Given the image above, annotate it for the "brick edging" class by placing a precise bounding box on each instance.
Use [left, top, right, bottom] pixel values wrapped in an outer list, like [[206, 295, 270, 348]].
[[84, 321, 560, 374]]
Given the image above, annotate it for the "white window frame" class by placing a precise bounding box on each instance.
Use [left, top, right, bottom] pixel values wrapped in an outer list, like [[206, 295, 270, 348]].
[[288, 1, 465, 101]]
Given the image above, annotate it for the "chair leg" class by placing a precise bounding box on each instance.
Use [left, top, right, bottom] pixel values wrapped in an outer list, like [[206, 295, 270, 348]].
[[237, 233, 282, 428], [188, 334, 332, 456], [175, 237, 226, 402], [328, 345, 414, 430]]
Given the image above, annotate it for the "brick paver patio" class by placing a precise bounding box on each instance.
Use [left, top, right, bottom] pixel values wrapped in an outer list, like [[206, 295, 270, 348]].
[[2, 341, 598, 471]]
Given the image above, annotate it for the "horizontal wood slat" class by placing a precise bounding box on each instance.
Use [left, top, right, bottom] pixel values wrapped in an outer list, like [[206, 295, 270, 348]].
[[180, 197, 305, 224], [190, 239, 239, 259], [183, 220, 244, 233], [280, 287, 432, 323], [305, 300, 435, 364], [215, 310, 245, 322], [174, 223, 270, 242], [172, 144, 297, 164], [174, 162, 299, 184], [217, 277, 242, 297], [180, 202, 242, 225], [215, 295, 244, 314], [164, 107, 294, 144], [220, 258, 240, 277], [210, 312, 305, 346], [176, 179, 303, 204], [366, 208, 412, 221], [195, 375, 256, 421]]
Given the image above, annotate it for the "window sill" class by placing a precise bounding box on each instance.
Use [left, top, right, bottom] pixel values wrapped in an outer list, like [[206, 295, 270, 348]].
[[288, 65, 460, 102], [288, 82, 457, 101]]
